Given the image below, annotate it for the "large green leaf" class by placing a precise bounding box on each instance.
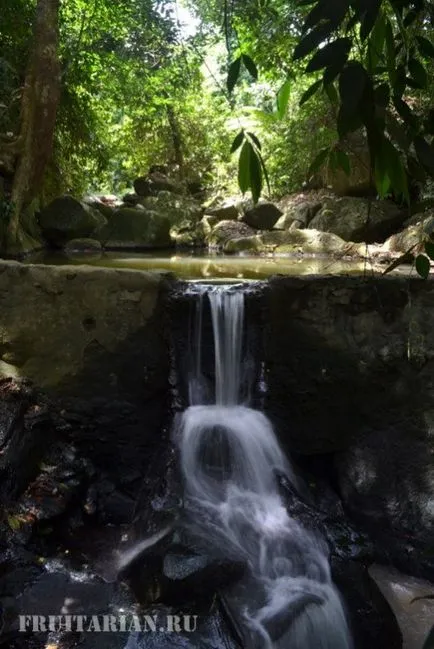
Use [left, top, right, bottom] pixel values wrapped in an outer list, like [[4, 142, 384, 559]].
[[299, 79, 322, 106], [242, 54, 258, 81], [359, 0, 383, 41], [306, 38, 351, 73], [414, 137, 434, 175], [277, 79, 292, 119], [249, 144, 263, 203], [408, 57, 428, 89], [230, 130, 245, 154], [238, 141, 251, 193], [308, 147, 330, 175], [339, 62, 367, 113], [227, 56, 242, 94], [293, 22, 335, 61], [417, 36, 434, 60], [336, 150, 351, 175], [382, 138, 409, 202], [416, 254, 430, 279]]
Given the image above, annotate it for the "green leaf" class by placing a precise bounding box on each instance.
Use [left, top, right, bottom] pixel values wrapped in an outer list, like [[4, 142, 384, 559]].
[[339, 62, 367, 113], [299, 79, 322, 106], [306, 38, 351, 73], [277, 79, 291, 119], [386, 113, 410, 152], [227, 56, 242, 94], [238, 141, 250, 193], [417, 36, 434, 60], [249, 145, 263, 203], [360, 0, 383, 41], [308, 147, 329, 175], [383, 138, 409, 202], [293, 22, 335, 61], [336, 150, 351, 175], [414, 137, 434, 175], [242, 54, 258, 81], [375, 154, 391, 198], [416, 254, 430, 279], [247, 132, 262, 150], [425, 242, 434, 261], [385, 19, 396, 85], [324, 82, 339, 105], [408, 57, 428, 89], [370, 12, 386, 59], [230, 131, 245, 154]]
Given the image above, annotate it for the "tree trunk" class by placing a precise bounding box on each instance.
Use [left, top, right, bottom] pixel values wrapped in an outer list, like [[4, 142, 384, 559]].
[[166, 105, 185, 180], [7, 0, 61, 251]]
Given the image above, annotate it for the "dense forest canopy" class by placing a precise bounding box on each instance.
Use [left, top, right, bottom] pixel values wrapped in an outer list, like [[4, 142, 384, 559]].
[[1, 0, 434, 260]]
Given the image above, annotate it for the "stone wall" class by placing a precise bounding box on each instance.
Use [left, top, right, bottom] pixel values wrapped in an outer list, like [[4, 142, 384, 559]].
[[0, 261, 173, 506], [263, 275, 434, 575]]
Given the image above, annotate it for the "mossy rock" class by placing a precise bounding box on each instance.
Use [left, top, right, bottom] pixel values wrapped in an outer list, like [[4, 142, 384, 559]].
[[39, 196, 107, 247], [97, 207, 172, 249]]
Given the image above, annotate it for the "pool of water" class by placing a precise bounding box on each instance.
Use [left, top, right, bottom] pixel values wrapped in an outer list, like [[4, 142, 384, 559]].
[[24, 250, 407, 280]]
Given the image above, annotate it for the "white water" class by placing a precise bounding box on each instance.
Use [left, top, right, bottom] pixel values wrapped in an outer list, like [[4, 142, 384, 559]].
[[179, 286, 353, 648]]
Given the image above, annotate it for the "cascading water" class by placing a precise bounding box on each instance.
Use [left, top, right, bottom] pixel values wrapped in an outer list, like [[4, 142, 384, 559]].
[[179, 284, 353, 649]]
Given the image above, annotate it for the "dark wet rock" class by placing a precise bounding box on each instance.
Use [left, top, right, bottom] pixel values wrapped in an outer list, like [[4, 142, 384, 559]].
[[243, 201, 282, 230], [39, 196, 107, 247], [64, 238, 102, 255], [4, 443, 91, 544], [94, 479, 136, 524], [123, 602, 241, 649], [123, 192, 140, 206], [207, 220, 256, 248], [97, 207, 172, 249], [308, 196, 406, 243], [0, 378, 53, 501], [332, 559, 403, 649], [275, 201, 322, 230], [204, 200, 241, 222], [161, 547, 245, 603]]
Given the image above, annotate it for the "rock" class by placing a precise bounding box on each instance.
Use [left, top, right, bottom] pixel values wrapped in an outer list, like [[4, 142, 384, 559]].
[[39, 196, 107, 247], [64, 238, 102, 254], [122, 192, 140, 206], [97, 207, 172, 249], [224, 229, 361, 256], [162, 548, 245, 603], [140, 191, 203, 229], [204, 200, 242, 222], [133, 176, 153, 197], [207, 221, 256, 248], [335, 423, 434, 572], [134, 173, 182, 197], [332, 560, 402, 649], [123, 602, 241, 649], [370, 564, 434, 649], [275, 201, 322, 230], [170, 220, 206, 248], [308, 197, 406, 243], [243, 201, 283, 230], [0, 378, 52, 501], [383, 212, 434, 254]]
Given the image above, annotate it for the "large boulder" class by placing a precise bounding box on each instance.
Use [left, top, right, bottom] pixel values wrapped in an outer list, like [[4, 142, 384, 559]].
[[140, 191, 203, 227], [204, 199, 242, 222], [64, 238, 102, 255], [134, 172, 183, 197], [225, 229, 361, 256], [39, 196, 107, 247], [309, 197, 406, 243], [383, 211, 434, 255], [243, 201, 283, 230], [97, 207, 172, 249], [275, 201, 323, 230], [207, 220, 256, 248]]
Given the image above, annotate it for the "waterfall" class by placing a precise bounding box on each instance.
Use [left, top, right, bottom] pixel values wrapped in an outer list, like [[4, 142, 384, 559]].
[[179, 284, 353, 649]]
